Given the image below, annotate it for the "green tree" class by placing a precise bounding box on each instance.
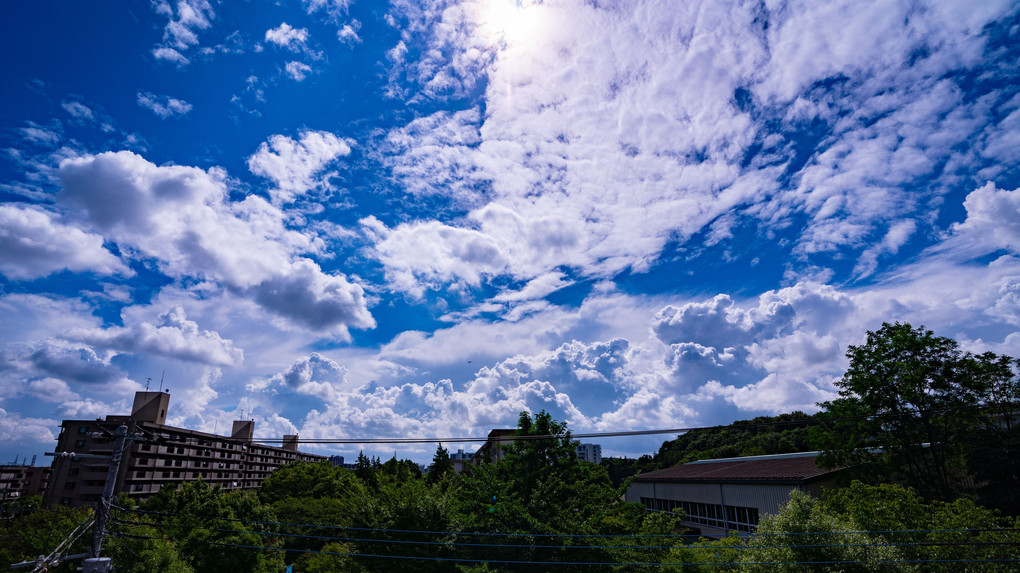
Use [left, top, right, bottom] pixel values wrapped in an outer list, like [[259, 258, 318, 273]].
[[739, 490, 908, 572], [817, 322, 1006, 500], [135, 480, 285, 573], [821, 481, 1020, 571], [428, 444, 455, 485], [0, 499, 91, 571]]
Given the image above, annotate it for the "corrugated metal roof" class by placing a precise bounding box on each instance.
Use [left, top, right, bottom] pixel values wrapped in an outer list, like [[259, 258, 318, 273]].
[[632, 454, 840, 483]]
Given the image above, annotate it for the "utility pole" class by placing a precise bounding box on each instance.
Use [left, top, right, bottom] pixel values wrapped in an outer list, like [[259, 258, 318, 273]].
[[84, 424, 128, 573]]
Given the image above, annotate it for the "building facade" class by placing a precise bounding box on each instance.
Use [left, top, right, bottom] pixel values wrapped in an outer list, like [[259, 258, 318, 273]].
[[0, 464, 51, 502], [624, 451, 843, 537], [44, 391, 324, 506], [575, 443, 602, 464]]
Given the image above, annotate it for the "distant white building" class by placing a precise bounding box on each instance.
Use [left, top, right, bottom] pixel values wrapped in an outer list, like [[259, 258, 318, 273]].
[[575, 443, 602, 464]]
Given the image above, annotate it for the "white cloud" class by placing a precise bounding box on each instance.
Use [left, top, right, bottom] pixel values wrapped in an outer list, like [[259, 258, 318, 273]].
[[26, 377, 80, 403], [152, 46, 190, 65], [154, 0, 214, 51], [21, 125, 60, 146], [67, 306, 243, 367], [136, 92, 193, 118], [375, 0, 1016, 298], [247, 130, 352, 204], [265, 23, 309, 50], [285, 61, 313, 81], [0, 204, 129, 280], [303, 0, 351, 17], [56, 151, 374, 335], [0, 408, 56, 450], [337, 21, 362, 44], [948, 183, 1020, 255], [61, 101, 95, 120]]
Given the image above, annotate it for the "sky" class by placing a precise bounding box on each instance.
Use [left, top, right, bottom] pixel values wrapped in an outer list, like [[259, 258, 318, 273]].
[[1, 0, 1019, 465]]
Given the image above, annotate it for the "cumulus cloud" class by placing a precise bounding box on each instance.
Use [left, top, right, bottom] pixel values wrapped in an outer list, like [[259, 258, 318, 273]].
[[247, 130, 352, 204], [29, 344, 125, 386], [26, 377, 80, 403], [251, 353, 347, 404], [56, 151, 374, 335], [67, 306, 243, 367], [265, 23, 309, 50], [949, 183, 1020, 254], [0, 408, 56, 450], [137, 92, 193, 118], [365, 203, 583, 298], [284, 61, 313, 81], [251, 258, 375, 335], [0, 204, 128, 280]]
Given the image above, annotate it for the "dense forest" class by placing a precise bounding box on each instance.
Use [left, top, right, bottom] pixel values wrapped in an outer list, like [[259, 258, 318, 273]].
[[2, 323, 1019, 571]]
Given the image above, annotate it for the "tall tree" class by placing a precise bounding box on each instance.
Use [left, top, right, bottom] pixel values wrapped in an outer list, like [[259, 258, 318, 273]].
[[818, 322, 1011, 500], [427, 444, 454, 485]]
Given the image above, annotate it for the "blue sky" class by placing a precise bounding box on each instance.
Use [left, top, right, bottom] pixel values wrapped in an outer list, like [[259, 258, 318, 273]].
[[2, 0, 1019, 465]]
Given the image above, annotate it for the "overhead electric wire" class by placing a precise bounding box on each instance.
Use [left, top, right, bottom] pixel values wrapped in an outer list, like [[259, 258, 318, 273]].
[[111, 505, 1020, 542], [109, 531, 1020, 567], [108, 516, 1020, 552], [20, 511, 94, 573]]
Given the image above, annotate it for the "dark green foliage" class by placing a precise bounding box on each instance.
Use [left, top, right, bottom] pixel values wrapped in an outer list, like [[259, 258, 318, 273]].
[[817, 322, 1020, 503], [665, 482, 1020, 572], [602, 411, 823, 487], [427, 444, 454, 485], [112, 480, 286, 573], [0, 497, 91, 571]]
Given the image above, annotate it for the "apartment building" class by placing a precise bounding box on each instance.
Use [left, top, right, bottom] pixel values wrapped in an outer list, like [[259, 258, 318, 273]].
[[44, 391, 324, 506], [575, 443, 602, 464], [0, 463, 51, 502]]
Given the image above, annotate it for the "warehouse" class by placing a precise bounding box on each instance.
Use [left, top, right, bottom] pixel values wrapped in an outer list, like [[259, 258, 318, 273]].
[[624, 451, 843, 537]]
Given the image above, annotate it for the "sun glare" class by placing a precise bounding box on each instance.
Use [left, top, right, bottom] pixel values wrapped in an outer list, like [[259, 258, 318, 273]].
[[479, 0, 543, 45]]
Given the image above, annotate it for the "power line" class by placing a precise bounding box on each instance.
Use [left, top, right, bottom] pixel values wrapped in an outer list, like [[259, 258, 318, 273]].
[[109, 516, 1020, 552], [111, 505, 1020, 541], [109, 532, 1020, 566]]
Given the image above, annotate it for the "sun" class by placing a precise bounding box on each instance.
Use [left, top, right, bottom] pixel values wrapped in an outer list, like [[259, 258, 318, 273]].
[[478, 0, 544, 45]]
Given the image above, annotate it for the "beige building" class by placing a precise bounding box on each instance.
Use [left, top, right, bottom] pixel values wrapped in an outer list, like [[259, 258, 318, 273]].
[[44, 391, 324, 506]]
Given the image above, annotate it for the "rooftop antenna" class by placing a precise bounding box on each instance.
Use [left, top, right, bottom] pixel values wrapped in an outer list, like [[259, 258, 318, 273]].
[[145, 377, 151, 392], [158, 369, 166, 393]]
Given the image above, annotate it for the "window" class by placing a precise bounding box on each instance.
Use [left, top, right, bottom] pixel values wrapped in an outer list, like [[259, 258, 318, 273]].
[[78, 426, 89, 434], [75, 440, 86, 447]]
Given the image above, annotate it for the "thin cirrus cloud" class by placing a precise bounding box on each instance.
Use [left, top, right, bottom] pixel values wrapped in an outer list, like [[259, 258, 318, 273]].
[[136, 92, 193, 118]]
